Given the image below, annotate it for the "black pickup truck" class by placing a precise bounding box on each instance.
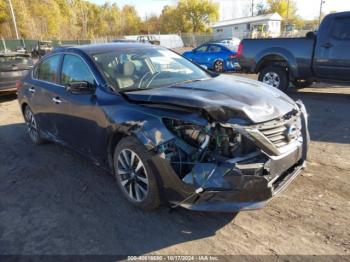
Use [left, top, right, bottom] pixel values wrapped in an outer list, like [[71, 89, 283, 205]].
[[237, 11, 350, 91]]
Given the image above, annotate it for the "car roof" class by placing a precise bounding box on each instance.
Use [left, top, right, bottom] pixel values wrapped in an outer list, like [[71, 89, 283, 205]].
[[55, 43, 160, 55]]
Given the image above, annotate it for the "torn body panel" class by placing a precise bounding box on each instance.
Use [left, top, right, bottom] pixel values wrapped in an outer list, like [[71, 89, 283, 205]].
[[125, 75, 297, 124], [144, 101, 309, 212]]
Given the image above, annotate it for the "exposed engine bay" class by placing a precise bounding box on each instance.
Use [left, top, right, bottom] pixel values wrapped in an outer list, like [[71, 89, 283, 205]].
[[160, 119, 257, 178]]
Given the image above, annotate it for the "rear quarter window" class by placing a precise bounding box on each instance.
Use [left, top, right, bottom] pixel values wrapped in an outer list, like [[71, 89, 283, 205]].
[[209, 45, 222, 52]]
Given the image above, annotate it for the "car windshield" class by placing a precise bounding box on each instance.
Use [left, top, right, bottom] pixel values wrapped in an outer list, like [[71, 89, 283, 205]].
[[92, 48, 210, 91], [0, 55, 33, 69]]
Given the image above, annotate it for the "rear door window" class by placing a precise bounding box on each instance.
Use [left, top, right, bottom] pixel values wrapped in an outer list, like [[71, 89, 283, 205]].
[[36, 55, 61, 83]]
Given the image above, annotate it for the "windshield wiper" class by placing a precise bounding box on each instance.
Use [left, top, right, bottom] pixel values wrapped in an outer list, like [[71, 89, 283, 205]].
[[119, 87, 147, 93], [172, 78, 210, 87]]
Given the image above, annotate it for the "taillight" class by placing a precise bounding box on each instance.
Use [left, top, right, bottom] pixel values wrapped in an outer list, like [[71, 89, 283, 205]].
[[236, 42, 243, 58], [16, 80, 23, 91]]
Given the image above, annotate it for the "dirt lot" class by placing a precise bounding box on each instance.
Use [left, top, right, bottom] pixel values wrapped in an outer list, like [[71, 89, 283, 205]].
[[0, 75, 349, 257]]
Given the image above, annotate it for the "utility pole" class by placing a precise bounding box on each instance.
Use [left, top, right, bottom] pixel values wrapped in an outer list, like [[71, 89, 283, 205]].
[[286, 0, 290, 22], [145, 13, 149, 35], [319, 0, 325, 26], [7, 0, 19, 39], [251, 0, 254, 17]]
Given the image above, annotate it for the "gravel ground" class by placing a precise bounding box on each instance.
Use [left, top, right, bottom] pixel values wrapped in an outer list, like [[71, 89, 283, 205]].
[[0, 76, 349, 257]]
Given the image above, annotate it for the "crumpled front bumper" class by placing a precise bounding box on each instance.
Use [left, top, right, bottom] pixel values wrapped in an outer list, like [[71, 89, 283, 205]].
[[164, 102, 309, 212], [177, 152, 306, 212]]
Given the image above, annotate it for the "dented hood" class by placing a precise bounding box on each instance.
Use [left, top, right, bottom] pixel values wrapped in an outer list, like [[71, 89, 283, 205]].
[[125, 75, 297, 124]]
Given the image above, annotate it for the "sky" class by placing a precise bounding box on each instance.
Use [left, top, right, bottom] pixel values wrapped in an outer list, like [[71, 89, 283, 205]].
[[88, 0, 350, 20]]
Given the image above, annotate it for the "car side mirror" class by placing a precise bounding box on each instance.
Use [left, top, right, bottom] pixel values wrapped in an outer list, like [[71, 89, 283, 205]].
[[65, 81, 95, 95], [306, 31, 316, 39]]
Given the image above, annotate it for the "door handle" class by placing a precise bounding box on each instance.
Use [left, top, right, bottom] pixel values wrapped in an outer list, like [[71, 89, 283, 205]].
[[29, 87, 35, 93], [322, 42, 333, 48], [52, 97, 62, 104]]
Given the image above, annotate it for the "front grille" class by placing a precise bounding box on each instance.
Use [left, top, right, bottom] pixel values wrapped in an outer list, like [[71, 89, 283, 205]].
[[258, 111, 302, 149]]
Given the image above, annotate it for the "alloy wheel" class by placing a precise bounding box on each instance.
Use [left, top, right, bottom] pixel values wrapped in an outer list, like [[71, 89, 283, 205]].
[[24, 107, 39, 142], [262, 72, 280, 88], [116, 149, 149, 202], [214, 60, 223, 72]]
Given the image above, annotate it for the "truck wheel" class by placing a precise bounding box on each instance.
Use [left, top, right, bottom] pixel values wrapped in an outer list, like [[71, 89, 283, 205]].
[[113, 136, 161, 211], [258, 66, 289, 91], [292, 80, 313, 89]]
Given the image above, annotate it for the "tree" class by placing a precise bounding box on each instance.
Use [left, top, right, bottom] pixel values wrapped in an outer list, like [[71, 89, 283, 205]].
[[256, 1, 268, 15], [141, 15, 160, 34], [159, 5, 191, 34], [178, 0, 219, 33], [0, 0, 9, 23], [266, 0, 296, 19], [0, 0, 219, 39], [121, 5, 141, 35], [261, 0, 305, 29]]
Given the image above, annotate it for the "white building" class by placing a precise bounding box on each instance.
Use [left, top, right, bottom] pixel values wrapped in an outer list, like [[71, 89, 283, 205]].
[[212, 13, 283, 40]]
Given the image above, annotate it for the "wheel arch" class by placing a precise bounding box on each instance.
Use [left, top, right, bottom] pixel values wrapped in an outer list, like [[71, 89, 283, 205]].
[[21, 102, 28, 115], [106, 122, 174, 172], [255, 49, 298, 80], [107, 131, 127, 171]]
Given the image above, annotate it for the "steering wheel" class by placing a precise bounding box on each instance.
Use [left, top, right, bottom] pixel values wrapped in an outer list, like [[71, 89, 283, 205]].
[[138, 71, 161, 89]]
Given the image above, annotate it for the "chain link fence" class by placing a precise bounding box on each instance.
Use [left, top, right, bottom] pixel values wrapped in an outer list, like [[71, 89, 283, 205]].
[[179, 33, 214, 47], [0, 39, 91, 52]]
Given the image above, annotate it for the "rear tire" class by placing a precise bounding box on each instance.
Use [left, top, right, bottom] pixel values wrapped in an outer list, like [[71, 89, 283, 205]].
[[258, 65, 289, 91], [23, 105, 45, 145], [213, 60, 224, 73], [113, 136, 161, 211]]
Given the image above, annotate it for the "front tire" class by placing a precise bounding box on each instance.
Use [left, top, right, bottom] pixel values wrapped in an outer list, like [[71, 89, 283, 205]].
[[258, 65, 289, 91], [23, 105, 45, 145], [113, 136, 160, 210]]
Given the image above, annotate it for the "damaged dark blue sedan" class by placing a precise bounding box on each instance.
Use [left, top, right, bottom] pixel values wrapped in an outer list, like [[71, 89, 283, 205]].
[[17, 43, 309, 212]]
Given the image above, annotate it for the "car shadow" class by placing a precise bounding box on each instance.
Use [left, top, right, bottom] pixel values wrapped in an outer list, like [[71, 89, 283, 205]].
[[0, 122, 236, 255], [0, 93, 17, 103]]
